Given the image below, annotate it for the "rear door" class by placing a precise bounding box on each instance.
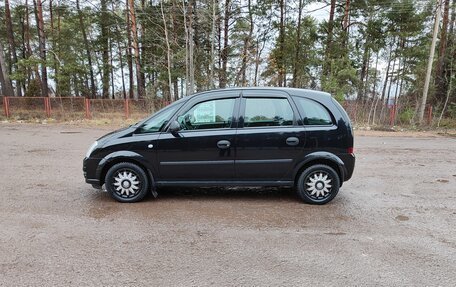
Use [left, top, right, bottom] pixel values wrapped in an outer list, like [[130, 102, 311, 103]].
[[235, 90, 306, 182], [156, 91, 240, 182], [292, 96, 339, 151]]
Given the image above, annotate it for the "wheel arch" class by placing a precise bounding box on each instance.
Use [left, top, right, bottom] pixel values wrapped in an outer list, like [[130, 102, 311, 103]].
[[293, 152, 346, 187], [96, 151, 156, 191]]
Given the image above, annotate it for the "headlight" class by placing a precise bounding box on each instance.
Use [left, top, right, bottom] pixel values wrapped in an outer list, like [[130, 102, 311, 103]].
[[85, 141, 98, 158]]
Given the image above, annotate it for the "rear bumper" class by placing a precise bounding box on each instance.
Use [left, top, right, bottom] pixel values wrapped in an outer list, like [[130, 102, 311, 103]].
[[340, 153, 355, 181]]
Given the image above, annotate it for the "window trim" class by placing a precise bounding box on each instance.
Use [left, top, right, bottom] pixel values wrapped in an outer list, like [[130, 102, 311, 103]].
[[164, 92, 241, 133]]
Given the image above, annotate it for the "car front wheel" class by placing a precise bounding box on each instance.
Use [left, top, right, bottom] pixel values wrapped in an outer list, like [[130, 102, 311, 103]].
[[297, 164, 340, 205], [105, 162, 149, 203]]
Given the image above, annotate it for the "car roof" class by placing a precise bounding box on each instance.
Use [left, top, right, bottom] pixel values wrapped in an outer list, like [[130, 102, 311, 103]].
[[186, 87, 332, 100]]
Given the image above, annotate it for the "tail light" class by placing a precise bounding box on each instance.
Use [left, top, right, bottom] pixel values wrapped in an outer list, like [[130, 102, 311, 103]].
[[347, 147, 354, 154]]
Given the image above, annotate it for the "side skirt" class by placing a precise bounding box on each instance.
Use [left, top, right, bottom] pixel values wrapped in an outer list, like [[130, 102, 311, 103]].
[[156, 181, 294, 187]]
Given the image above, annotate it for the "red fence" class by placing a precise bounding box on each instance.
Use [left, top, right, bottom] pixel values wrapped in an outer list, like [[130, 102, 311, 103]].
[[342, 100, 434, 126], [1, 96, 169, 120], [1, 96, 434, 125]]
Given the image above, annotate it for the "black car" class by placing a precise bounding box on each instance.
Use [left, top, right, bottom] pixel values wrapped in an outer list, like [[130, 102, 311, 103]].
[[83, 87, 355, 204]]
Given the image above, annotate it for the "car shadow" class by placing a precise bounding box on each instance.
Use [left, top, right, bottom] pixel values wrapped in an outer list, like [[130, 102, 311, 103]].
[[152, 186, 298, 202]]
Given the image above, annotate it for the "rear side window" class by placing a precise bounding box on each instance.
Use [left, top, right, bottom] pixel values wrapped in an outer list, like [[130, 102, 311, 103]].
[[293, 97, 333, 126], [244, 98, 294, 127]]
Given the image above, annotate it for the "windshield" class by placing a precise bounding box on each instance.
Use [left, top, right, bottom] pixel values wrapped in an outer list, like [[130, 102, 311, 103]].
[[136, 100, 184, 134]]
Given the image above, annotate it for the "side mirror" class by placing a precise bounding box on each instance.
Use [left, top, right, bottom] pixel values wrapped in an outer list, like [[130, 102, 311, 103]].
[[168, 120, 181, 137]]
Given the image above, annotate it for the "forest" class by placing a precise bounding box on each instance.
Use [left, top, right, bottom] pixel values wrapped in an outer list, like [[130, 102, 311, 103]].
[[0, 0, 455, 125]]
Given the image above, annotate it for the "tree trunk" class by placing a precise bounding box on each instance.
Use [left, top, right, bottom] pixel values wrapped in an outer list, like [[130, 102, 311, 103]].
[[109, 34, 115, 99], [418, 0, 442, 124], [323, 0, 336, 77], [341, 0, 351, 48], [111, 1, 127, 100], [382, 49, 397, 122], [57, 0, 62, 94], [76, 0, 96, 98], [5, 0, 21, 96], [182, 0, 190, 95], [25, 0, 41, 85], [50, 0, 58, 95], [236, 0, 253, 87], [128, 0, 144, 99], [393, 49, 403, 125], [126, 0, 134, 99], [192, 1, 203, 92], [20, 6, 31, 90], [369, 52, 379, 125], [444, 0, 456, 103], [0, 41, 14, 97], [434, 0, 451, 103], [101, 0, 111, 98], [219, 0, 230, 88], [343, 0, 351, 30], [357, 40, 370, 101], [292, 0, 304, 87], [378, 40, 394, 123], [209, 0, 217, 89], [395, 38, 406, 107], [161, 0, 173, 101], [34, 0, 49, 97], [118, 41, 127, 100], [254, 38, 260, 86], [139, 0, 147, 94], [362, 48, 371, 104], [171, 0, 179, 99], [187, 0, 195, 93], [277, 0, 286, 87], [380, 41, 394, 105], [437, 60, 453, 127]]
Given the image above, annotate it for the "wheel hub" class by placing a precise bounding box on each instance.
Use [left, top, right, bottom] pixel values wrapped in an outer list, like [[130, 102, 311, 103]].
[[122, 180, 131, 189]]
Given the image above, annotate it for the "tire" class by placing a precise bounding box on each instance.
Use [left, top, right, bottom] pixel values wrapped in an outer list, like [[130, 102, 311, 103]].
[[105, 162, 149, 203], [296, 164, 340, 205]]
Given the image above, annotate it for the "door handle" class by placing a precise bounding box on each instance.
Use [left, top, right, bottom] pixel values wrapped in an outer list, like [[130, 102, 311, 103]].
[[217, 140, 231, 149], [286, 137, 299, 146]]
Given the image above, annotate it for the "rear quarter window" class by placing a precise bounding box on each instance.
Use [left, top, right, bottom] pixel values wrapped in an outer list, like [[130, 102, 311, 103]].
[[292, 97, 333, 126]]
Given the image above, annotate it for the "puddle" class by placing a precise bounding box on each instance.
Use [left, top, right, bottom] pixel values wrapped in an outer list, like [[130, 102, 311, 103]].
[[395, 215, 409, 221], [27, 148, 56, 153], [324, 232, 347, 236]]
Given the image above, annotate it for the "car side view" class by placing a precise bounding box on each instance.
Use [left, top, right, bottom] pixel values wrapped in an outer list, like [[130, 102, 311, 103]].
[[83, 87, 355, 204]]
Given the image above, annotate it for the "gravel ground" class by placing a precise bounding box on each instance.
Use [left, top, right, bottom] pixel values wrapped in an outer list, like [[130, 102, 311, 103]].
[[0, 123, 455, 286]]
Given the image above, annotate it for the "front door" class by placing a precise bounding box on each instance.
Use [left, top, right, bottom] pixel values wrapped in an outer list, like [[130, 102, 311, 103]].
[[156, 92, 240, 182], [235, 90, 305, 182]]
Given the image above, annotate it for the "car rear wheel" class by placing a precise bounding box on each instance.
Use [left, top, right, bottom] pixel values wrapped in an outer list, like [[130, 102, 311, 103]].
[[297, 164, 340, 204], [105, 162, 149, 203]]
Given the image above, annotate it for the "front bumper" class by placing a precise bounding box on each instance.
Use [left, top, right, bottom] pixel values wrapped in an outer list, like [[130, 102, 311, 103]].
[[83, 157, 102, 188]]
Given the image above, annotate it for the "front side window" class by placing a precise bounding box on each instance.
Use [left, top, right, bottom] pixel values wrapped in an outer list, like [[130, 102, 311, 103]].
[[137, 101, 183, 134], [293, 97, 333, 125], [243, 98, 294, 127], [178, 98, 236, 130]]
